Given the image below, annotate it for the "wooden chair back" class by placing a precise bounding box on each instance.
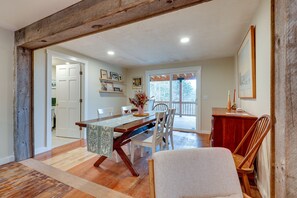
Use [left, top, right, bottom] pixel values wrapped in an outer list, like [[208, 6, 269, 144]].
[[152, 112, 166, 144], [233, 114, 271, 169], [153, 103, 168, 112], [147, 99, 155, 111], [97, 107, 113, 118], [121, 106, 132, 114], [165, 108, 176, 134]]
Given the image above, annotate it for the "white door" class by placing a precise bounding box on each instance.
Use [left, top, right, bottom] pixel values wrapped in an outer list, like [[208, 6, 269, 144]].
[[56, 64, 81, 138]]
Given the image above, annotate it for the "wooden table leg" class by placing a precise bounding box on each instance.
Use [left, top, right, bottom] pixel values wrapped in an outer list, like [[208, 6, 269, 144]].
[[116, 147, 139, 176], [94, 156, 107, 167]]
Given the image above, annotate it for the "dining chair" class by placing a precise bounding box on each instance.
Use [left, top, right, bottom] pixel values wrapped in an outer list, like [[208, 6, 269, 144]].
[[121, 105, 132, 114], [149, 148, 243, 198], [97, 107, 113, 118], [130, 111, 166, 164], [164, 108, 176, 150], [232, 114, 271, 196], [152, 103, 168, 112], [147, 99, 155, 111]]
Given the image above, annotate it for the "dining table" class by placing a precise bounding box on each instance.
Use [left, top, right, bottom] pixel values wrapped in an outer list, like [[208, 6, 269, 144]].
[[75, 113, 157, 176]]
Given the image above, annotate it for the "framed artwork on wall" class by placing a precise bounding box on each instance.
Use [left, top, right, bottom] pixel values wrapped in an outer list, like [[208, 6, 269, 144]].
[[238, 25, 256, 99], [110, 72, 119, 81], [100, 69, 108, 79], [132, 77, 142, 89]]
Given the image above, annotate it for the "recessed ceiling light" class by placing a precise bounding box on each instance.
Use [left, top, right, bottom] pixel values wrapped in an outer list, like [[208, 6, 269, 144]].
[[180, 37, 190, 44], [107, 51, 115, 55]]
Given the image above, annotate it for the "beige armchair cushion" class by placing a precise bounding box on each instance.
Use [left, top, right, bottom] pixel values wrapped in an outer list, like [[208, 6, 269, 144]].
[[152, 148, 242, 198]]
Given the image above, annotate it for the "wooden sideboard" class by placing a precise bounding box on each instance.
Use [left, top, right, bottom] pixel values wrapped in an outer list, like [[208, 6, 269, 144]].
[[210, 108, 257, 155]]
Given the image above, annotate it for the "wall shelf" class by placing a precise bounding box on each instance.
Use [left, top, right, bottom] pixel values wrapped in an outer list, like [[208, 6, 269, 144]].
[[99, 90, 124, 94], [99, 78, 125, 84]]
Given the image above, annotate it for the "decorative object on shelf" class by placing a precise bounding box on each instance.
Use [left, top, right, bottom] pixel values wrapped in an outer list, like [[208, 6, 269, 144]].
[[114, 87, 121, 92], [132, 77, 142, 89], [118, 74, 122, 81], [129, 91, 149, 116], [227, 90, 231, 110], [106, 82, 114, 91], [101, 82, 107, 91], [238, 25, 256, 99], [110, 72, 119, 81], [100, 69, 108, 79], [231, 89, 237, 110]]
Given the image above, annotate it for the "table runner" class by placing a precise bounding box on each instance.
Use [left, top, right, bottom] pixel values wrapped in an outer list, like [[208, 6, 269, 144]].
[[86, 113, 153, 158]]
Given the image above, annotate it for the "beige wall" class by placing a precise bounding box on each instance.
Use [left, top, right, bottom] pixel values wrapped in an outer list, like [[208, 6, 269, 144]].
[[236, 0, 271, 197], [33, 46, 127, 154], [0, 27, 14, 164], [126, 57, 235, 131]]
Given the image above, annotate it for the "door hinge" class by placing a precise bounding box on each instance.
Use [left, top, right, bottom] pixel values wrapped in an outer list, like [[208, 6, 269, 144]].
[[80, 99, 83, 103], [80, 71, 83, 75]]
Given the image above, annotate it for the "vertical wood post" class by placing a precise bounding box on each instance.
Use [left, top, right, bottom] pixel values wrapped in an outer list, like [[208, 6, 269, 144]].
[[14, 47, 34, 161], [274, 0, 297, 197]]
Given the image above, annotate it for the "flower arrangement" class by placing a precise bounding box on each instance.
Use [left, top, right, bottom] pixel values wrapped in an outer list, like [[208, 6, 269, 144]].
[[129, 91, 149, 109]]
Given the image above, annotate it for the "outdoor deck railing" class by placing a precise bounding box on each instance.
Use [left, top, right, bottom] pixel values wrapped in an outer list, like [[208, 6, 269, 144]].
[[154, 101, 196, 116]]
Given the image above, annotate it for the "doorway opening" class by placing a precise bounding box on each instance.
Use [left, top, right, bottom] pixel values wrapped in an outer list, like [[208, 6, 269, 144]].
[[45, 50, 88, 152], [146, 67, 201, 132]]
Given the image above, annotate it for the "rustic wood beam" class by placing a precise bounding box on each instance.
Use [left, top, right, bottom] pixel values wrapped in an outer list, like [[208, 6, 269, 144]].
[[14, 47, 34, 161], [274, 0, 297, 197], [15, 0, 211, 49]]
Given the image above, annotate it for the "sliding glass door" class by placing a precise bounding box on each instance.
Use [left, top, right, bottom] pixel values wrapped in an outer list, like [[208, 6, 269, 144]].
[[147, 67, 201, 132]]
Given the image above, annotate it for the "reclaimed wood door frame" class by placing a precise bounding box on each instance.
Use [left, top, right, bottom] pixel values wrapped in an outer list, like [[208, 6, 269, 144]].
[[14, 0, 297, 197]]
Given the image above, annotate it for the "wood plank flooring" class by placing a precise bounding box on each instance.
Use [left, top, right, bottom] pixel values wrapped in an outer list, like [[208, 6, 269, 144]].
[[1, 131, 261, 197], [0, 162, 92, 198], [35, 132, 212, 197]]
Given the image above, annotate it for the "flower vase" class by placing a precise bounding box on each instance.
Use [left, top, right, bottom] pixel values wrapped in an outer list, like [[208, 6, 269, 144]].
[[227, 92, 231, 111], [137, 106, 144, 115]]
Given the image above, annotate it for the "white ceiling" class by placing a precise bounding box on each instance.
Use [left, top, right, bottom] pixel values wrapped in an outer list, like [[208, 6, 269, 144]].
[[58, 0, 260, 68], [0, 0, 259, 68], [0, 0, 81, 31]]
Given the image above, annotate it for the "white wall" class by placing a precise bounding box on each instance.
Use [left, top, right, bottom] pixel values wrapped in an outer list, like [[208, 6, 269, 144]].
[[0, 27, 14, 164], [126, 57, 235, 131], [33, 46, 127, 153], [236, 0, 271, 197]]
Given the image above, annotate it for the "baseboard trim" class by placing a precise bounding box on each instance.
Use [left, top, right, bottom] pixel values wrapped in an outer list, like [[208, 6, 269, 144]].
[[0, 155, 15, 165], [35, 147, 51, 155]]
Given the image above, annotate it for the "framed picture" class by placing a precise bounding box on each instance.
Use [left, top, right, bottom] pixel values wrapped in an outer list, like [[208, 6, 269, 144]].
[[110, 72, 119, 81], [100, 69, 108, 79], [237, 25, 256, 99], [106, 82, 114, 91], [132, 77, 142, 89]]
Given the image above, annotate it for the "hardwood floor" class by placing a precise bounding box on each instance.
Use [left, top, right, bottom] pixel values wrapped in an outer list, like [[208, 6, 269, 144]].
[[0, 131, 262, 197], [0, 162, 92, 198]]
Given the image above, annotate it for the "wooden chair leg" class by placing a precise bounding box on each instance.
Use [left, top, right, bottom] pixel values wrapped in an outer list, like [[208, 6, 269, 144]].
[[114, 151, 120, 163], [140, 146, 144, 157], [165, 133, 169, 150], [127, 142, 131, 155], [131, 143, 135, 164], [170, 133, 174, 150], [242, 174, 251, 196]]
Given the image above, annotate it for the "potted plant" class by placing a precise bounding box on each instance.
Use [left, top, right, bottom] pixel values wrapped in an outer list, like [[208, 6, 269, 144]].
[[129, 91, 149, 115]]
